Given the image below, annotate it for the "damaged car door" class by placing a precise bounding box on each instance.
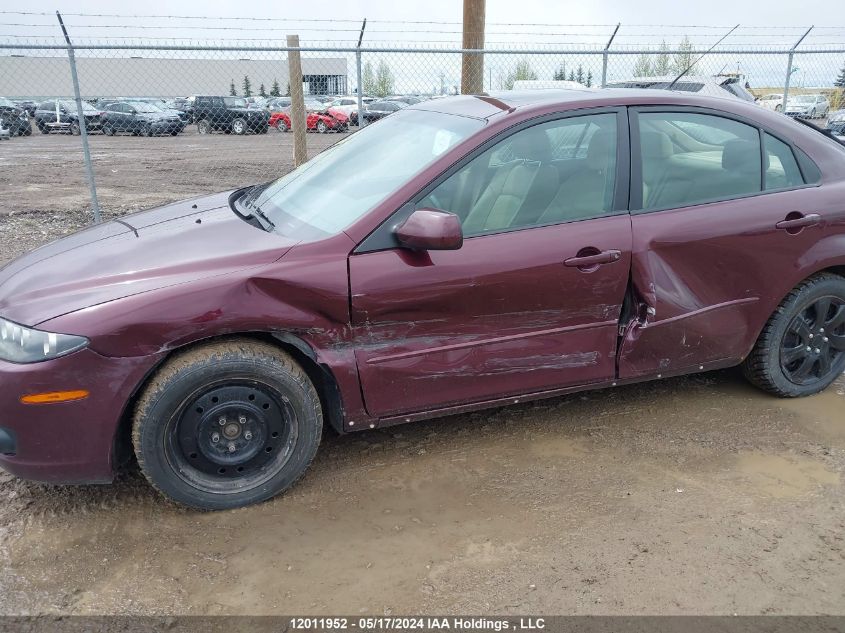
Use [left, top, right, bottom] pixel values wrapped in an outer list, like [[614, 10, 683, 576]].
[[349, 110, 632, 418], [620, 107, 826, 379]]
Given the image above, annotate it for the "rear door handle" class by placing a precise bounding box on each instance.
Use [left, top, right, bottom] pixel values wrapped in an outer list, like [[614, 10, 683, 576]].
[[564, 249, 622, 268], [776, 213, 821, 231]]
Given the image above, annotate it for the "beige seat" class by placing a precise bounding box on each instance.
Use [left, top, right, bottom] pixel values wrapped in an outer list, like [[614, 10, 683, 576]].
[[537, 129, 616, 224], [462, 127, 558, 234]]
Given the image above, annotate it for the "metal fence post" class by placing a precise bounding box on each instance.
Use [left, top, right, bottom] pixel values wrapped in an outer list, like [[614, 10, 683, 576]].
[[602, 23, 620, 88], [356, 19, 367, 128], [56, 11, 101, 224], [782, 26, 813, 112]]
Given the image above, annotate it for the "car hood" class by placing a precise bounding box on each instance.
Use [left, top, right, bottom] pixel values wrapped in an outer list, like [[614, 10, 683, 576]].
[[0, 191, 297, 326]]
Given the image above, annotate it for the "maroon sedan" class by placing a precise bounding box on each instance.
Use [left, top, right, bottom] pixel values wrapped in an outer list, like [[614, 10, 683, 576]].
[[1, 90, 844, 510]]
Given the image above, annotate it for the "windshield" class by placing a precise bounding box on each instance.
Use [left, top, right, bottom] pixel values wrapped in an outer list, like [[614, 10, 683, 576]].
[[239, 109, 484, 240], [59, 100, 98, 113], [223, 97, 247, 108], [129, 102, 161, 113], [791, 95, 816, 104]]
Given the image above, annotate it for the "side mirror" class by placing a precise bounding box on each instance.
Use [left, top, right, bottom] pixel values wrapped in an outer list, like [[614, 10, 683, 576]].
[[394, 208, 463, 251]]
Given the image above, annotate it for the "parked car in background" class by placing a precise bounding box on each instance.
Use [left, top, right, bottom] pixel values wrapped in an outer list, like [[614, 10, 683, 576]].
[[386, 95, 424, 105], [827, 109, 845, 140], [267, 97, 292, 111], [100, 100, 186, 136], [0, 97, 32, 136], [512, 80, 586, 90], [758, 93, 784, 111], [34, 99, 103, 134], [362, 99, 408, 122], [0, 123, 9, 140], [12, 99, 37, 116], [784, 94, 830, 119], [246, 96, 269, 109], [605, 75, 756, 101], [192, 95, 269, 135], [269, 107, 349, 133], [2, 91, 844, 510]]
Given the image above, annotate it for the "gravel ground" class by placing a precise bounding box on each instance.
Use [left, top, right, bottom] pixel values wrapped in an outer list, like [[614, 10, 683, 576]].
[[0, 126, 843, 616]]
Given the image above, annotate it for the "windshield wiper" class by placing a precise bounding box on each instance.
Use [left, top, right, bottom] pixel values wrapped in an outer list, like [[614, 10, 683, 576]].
[[250, 206, 276, 232]]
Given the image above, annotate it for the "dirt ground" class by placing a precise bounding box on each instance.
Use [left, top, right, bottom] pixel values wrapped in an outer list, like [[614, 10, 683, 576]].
[[0, 127, 843, 616]]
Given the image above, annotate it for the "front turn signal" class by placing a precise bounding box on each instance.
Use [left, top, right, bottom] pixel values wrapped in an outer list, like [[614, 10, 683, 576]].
[[20, 390, 90, 405]]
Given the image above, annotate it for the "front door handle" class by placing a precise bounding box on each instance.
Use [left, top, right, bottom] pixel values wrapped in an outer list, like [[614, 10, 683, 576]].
[[564, 249, 622, 269], [776, 213, 821, 232]]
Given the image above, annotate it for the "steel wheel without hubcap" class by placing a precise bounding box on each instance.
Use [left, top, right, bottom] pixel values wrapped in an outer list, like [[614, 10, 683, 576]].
[[780, 295, 845, 386], [133, 339, 323, 510], [167, 382, 298, 490]]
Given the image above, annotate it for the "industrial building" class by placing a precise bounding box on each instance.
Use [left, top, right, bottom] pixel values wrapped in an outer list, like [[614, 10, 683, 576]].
[[0, 54, 349, 99]]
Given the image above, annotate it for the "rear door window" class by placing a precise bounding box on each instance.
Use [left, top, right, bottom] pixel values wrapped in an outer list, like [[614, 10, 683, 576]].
[[763, 133, 804, 190]]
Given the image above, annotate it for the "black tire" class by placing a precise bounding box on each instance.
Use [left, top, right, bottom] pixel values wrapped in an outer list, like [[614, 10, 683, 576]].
[[743, 273, 845, 397], [132, 339, 323, 510], [103, 124, 115, 136], [276, 119, 288, 133], [316, 120, 328, 134], [69, 121, 80, 135], [197, 119, 211, 135], [38, 122, 49, 134], [231, 118, 247, 135]]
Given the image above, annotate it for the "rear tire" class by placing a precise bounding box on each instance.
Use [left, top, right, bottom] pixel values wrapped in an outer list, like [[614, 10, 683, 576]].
[[743, 273, 845, 397], [197, 119, 211, 135], [132, 339, 323, 510], [69, 121, 80, 135], [275, 119, 288, 132], [103, 124, 115, 136]]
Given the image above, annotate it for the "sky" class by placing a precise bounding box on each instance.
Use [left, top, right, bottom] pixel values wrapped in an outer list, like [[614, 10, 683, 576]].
[[1, 1, 843, 91]]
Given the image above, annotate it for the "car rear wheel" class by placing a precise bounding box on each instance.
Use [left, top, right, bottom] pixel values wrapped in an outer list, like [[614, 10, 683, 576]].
[[37, 122, 49, 134], [69, 121, 80, 135], [103, 124, 115, 136], [197, 119, 211, 134], [316, 120, 328, 134], [132, 339, 323, 510], [275, 120, 288, 132], [231, 118, 247, 135], [775, 104, 782, 112], [743, 273, 845, 397]]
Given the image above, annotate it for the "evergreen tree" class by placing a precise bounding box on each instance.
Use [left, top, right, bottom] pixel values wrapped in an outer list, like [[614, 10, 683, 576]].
[[270, 79, 281, 97], [673, 36, 694, 75], [586, 70, 593, 87], [504, 59, 538, 89], [576, 64, 584, 84], [633, 53, 653, 78], [654, 40, 672, 76], [259, 83, 267, 98], [835, 61, 845, 88], [362, 61, 377, 95], [375, 61, 395, 97], [229, 79, 237, 96], [553, 62, 567, 81], [568, 70, 576, 82], [242, 75, 252, 98]]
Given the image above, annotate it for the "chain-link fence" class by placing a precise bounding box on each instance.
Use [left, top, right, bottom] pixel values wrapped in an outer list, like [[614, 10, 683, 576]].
[[1, 27, 844, 223]]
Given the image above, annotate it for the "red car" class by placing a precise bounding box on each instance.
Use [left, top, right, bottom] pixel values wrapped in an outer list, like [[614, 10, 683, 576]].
[[269, 108, 348, 133], [1, 91, 844, 510]]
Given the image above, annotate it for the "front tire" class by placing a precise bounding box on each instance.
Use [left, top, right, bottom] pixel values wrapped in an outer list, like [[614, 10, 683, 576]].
[[743, 273, 845, 397], [231, 118, 247, 135], [69, 121, 80, 135], [132, 339, 323, 510], [197, 119, 211, 134], [316, 120, 328, 134]]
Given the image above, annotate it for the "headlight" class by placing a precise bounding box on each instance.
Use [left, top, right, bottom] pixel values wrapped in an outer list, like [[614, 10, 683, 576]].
[[0, 317, 89, 363]]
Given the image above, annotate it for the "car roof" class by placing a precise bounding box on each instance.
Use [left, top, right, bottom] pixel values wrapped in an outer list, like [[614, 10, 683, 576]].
[[409, 88, 750, 120]]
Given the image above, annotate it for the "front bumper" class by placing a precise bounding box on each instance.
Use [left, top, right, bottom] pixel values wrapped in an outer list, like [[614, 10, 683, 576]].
[[0, 348, 161, 483]]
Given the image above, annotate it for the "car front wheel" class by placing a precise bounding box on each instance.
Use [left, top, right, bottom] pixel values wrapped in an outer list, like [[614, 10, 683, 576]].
[[316, 120, 328, 133], [275, 120, 288, 132], [197, 119, 211, 134], [744, 273, 845, 397], [132, 339, 323, 510], [231, 118, 247, 135]]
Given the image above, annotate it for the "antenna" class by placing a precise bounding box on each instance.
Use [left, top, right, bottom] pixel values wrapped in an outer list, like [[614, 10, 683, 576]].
[[666, 24, 739, 90]]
